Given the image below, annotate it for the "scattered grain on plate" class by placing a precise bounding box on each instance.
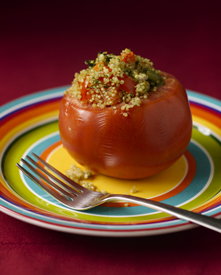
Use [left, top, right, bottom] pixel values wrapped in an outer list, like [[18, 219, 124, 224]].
[[65, 164, 100, 192], [130, 185, 137, 194], [65, 165, 139, 196]]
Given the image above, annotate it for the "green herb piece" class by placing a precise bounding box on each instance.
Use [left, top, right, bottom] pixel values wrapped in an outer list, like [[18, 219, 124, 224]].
[[147, 70, 162, 82], [155, 79, 165, 87], [85, 60, 95, 67]]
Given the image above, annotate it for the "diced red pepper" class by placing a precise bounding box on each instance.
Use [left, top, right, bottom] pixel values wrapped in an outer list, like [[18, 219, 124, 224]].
[[120, 51, 136, 63]]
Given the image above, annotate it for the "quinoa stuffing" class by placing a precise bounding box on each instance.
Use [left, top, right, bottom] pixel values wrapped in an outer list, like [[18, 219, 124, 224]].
[[65, 164, 96, 191], [65, 48, 166, 114], [65, 164, 138, 196], [65, 164, 107, 194]]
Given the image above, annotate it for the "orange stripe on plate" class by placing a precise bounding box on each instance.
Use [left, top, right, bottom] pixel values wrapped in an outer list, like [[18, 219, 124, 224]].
[[194, 193, 221, 213], [0, 101, 60, 139], [190, 105, 221, 128], [153, 150, 196, 202]]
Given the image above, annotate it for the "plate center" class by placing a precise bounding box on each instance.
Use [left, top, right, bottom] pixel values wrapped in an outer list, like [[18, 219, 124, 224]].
[[46, 141, 195, 206]]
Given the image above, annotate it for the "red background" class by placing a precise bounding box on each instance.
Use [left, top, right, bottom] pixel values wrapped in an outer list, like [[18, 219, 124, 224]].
[[0, 1, 221, 274]]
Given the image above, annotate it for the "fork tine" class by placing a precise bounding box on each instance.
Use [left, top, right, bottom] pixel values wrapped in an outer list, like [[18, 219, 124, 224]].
[[16, 162, 73, 202], [25, 156, 79, 196], [20, 158, 77, 199], [31, 153, 85, 193]]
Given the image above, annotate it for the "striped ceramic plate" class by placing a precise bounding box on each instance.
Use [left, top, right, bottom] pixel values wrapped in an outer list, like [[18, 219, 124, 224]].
[[0, 87, 220, 237]]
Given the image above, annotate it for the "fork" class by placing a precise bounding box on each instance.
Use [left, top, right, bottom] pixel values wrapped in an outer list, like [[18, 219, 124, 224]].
[[16, 153, 221, 233]]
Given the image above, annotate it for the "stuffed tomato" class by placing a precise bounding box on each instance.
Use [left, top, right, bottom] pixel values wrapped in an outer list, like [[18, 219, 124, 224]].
[[59, 49, 192, 179]]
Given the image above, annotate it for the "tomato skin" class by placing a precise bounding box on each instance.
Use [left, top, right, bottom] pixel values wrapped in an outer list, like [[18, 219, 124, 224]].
[[59, 72, 192, 179]]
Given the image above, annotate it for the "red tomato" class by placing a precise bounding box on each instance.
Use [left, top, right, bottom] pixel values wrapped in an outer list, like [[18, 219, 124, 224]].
[[59, 72, 192, 179], [118, 74, 136, 96]]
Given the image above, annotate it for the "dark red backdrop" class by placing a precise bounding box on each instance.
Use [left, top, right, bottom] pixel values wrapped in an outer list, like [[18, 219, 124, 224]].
[[0, 1, 221, 274]]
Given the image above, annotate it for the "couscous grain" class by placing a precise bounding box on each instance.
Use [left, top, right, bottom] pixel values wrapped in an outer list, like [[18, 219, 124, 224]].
[[65, 49, 165, 115]]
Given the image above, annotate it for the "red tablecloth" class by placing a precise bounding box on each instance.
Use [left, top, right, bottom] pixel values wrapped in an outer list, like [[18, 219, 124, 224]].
[[1, 1, 221, 274]]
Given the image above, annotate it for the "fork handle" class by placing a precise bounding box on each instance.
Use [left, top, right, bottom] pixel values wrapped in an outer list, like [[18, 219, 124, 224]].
[[107, 194, 221, 233]]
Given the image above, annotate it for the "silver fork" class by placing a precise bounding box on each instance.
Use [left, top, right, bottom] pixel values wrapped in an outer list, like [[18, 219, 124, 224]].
[[16, 153, 221, 233]]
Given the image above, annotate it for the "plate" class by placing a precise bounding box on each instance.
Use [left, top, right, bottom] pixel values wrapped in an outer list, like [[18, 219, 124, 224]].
[[0, 87, 221, 237]]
